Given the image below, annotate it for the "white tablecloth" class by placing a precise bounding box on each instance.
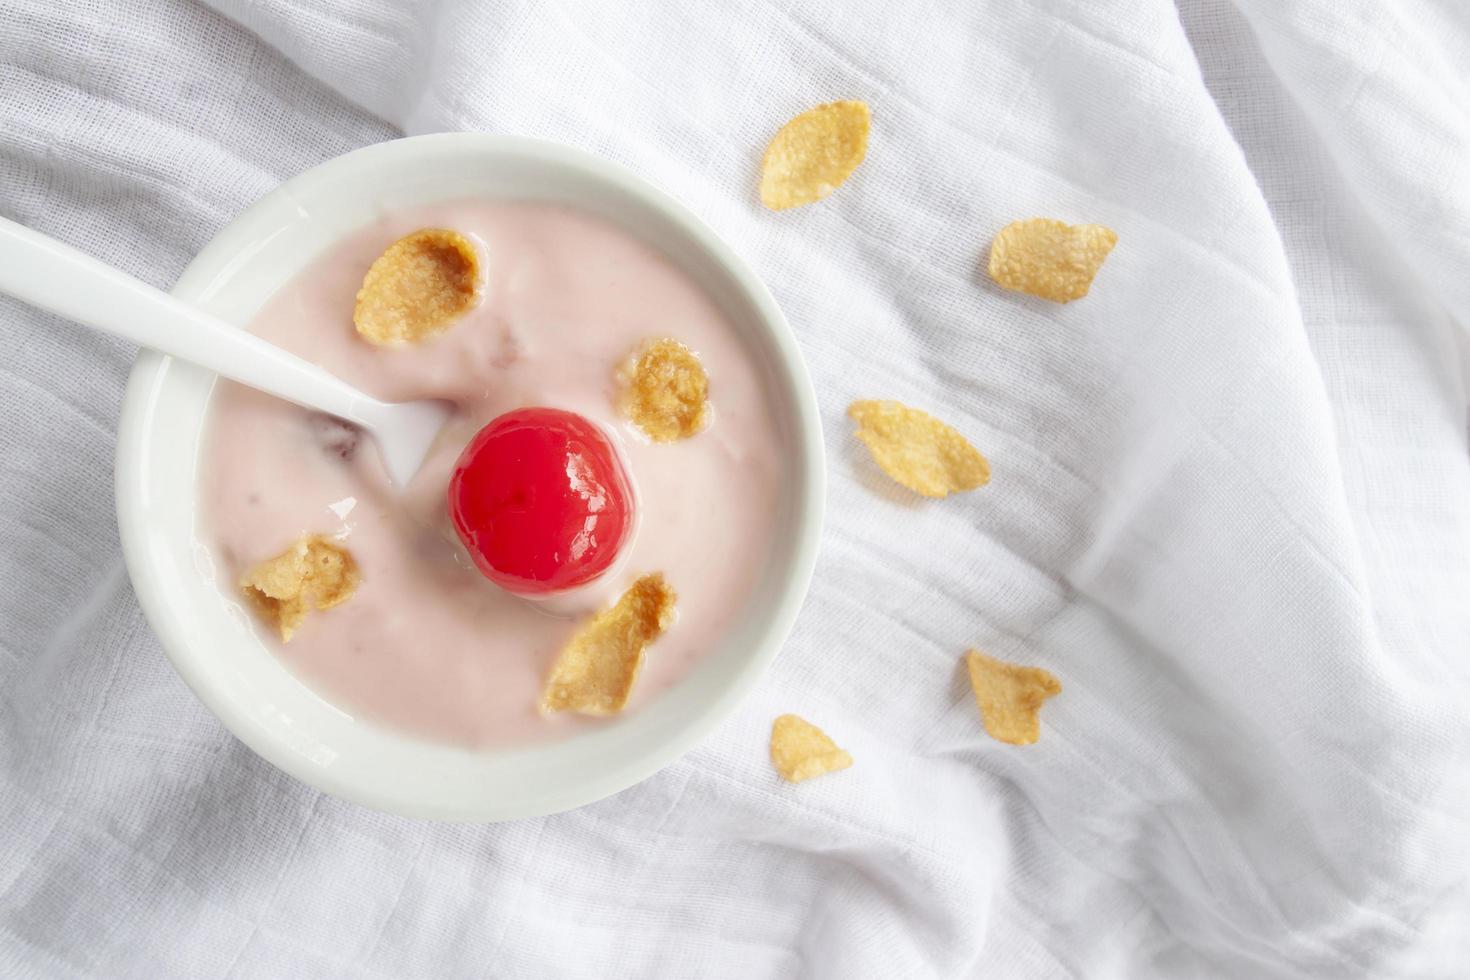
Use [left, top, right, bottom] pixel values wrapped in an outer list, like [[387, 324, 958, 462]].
[[2, 1, 1467, 976]]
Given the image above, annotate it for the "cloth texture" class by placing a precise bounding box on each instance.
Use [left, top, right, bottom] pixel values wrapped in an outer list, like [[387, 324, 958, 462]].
[[2, 0, 1468, 976]]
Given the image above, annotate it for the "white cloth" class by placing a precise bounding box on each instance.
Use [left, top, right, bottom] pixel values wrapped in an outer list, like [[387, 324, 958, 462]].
[[2, 0, 1468, 976]]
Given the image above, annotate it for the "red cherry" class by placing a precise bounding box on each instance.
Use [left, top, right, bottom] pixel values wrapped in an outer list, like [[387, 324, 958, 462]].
[[448, 408, 634, 595]]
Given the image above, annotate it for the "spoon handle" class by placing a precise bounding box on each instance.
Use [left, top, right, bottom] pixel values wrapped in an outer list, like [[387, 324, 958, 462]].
[[0, 216, 384, 427]]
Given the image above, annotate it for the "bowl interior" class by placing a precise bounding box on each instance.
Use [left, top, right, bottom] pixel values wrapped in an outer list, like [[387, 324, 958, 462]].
[[116, 134, 823, 821]]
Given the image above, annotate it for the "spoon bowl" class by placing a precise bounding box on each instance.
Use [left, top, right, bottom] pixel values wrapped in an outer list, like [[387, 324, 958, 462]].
[[112, 134, 825, 821]]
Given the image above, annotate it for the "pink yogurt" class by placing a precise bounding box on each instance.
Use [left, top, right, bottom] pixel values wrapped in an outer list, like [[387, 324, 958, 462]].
[[200, 201, 784, 747]]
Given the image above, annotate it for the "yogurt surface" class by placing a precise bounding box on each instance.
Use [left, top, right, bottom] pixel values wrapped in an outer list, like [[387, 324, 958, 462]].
[[201, 200, 784, 747]]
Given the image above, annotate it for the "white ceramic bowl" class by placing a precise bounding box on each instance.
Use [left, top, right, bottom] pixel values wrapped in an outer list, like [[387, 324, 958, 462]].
[[116, 134, 824, 821]]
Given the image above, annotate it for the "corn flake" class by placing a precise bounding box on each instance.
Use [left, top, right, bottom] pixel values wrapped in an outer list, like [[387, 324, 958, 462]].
[[987, 218, 1117, 303], [240, 534, 359, 642], [540, 574, 677, 715], [760, 101, 871, 210], [354, 228, 481, 344], [770, 714, 853, 783], [848, 400, 989, 498], [618, 338, 710, 442], [965, 650, 1061, 746]]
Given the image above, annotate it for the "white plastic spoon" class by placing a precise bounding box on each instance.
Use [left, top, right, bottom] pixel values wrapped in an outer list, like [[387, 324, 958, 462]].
[[0, 217, 450, 486]]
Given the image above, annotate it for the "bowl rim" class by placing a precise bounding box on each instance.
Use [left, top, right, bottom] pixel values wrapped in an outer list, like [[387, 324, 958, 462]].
[[114, 133, 825, 820]]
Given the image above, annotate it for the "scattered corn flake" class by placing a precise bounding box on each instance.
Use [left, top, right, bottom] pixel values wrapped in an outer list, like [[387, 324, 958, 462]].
[[618, 338, 710, 442], [965, 650, 1061, 746], [760, 101, 871, 210], [848, 400, 990, 499], [987, 218, 1117, 303], [354, 228, 481, 344], [770, 714, 853, 783], [240, 534, 360, 643], [540, 574, 677, 715]]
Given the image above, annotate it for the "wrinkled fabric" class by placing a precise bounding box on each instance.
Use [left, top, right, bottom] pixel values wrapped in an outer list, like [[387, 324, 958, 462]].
[[1, 1, 1467, 976]]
